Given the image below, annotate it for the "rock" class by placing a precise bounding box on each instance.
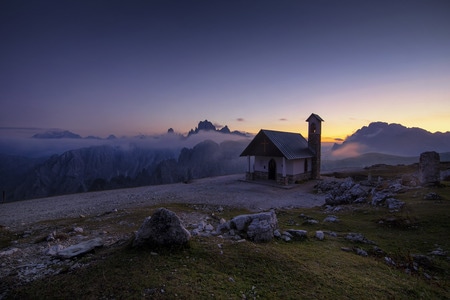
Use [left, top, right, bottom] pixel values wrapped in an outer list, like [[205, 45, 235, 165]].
[[371, 191, 394, 206], [273, 229, 282, 238], [315, 231, 324, 240], [286, 229, 308, 240], [424, 192, 442, 200], [229, 211, 278, 242], [412, 254, 434, 269], [0, 248, 20, 256], [419, 151, 440, 186], [345, 233, 375, 245], [46, 244, 65, 256], [57, 238, 103, 259], [384, 256, 396, 266], [385, 198, 404, 210], [73, 227, 83, 233], [204, 224, 214, 231], [389, 183, 405, 193], [349, 184, 367, 199], [428, 247, 447, 256], [281, 231, 293, 242], [441, 169, 450, 181], [303, 219, 319, 225], [133, 208, 191, 248], [355, 248, 368, 257], [323, 215, 339, 223]]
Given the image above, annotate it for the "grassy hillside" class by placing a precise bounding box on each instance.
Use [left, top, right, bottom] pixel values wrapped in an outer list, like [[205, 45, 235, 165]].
[[2, 166, 450, 299]]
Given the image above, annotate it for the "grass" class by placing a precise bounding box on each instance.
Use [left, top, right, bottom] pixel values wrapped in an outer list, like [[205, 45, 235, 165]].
[[3, 168, 450, 299]]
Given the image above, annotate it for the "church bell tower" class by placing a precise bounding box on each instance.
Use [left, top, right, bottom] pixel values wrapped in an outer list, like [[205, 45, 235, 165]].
[[306, 113, 323, 179]]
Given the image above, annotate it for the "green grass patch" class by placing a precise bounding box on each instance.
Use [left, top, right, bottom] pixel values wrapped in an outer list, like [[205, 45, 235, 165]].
[[6, 178, 450, 299]]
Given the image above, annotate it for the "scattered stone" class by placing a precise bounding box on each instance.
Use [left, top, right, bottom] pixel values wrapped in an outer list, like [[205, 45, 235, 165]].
[[419, 151, 440, 186], [73, 227, 83, 233], [303, 219, 319, 225], [424, 192, 442, 200], [384, 257, 396, 266], [372, 246, 386, 256], [315, 231, 324, 241], [385, 198, 405, 210], [285, 229, 308, 240], [325, 231, 337, 237], [345, 233, 375, 245], [57, 238, 103, 259], [323, 215, 339, 223], [371, 191, 394, 206], [341, 247, 352, 252], [229, 210, 278, 242], [45, 245, 65, 256], [428, 247, 447, 256], [355, 248, 368, 257], [389, 183, 405, 193], [133, 208, 191, 248], [0, 248, 20, 256], [412, 254, 434, 269]]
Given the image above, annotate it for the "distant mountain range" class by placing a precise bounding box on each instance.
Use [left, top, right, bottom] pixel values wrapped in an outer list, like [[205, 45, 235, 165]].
[[331, 122, 450, 157], [1, 120, 449, 202], [31, 120, 247, 140], [1, 140, 248, 202]]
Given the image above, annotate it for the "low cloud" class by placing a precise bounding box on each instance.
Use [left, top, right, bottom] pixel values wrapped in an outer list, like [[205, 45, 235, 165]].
[[279, 118, 287, 121], [236, 118, 245, 122], [0, 130, 251, 158], [329, 142, 367, 159]]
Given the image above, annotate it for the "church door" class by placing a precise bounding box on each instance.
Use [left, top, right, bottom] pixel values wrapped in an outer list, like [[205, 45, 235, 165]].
[[268, 159, 276, 180]]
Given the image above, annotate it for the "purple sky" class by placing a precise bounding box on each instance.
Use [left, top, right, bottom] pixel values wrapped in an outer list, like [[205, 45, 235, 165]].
[[1, 0, 449, 139]]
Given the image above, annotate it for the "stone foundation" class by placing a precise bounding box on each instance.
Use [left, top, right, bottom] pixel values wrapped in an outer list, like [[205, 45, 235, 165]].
[[250, 171, 312, 185]]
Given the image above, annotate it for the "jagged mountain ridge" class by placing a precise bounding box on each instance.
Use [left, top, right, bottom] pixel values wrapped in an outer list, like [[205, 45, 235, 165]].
[[31, 120, 246, 141], [332, 122, 450, 156], [188, 120, 246, 136]]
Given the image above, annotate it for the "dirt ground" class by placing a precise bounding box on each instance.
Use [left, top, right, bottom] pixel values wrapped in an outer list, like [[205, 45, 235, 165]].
[[0, 174, 326, 230]]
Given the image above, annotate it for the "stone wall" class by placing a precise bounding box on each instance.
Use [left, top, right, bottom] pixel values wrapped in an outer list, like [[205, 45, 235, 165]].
[[251, 171, 311, 185]]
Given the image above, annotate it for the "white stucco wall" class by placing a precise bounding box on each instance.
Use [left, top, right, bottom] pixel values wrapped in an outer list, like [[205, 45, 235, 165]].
[[254, 156, 311, 175]]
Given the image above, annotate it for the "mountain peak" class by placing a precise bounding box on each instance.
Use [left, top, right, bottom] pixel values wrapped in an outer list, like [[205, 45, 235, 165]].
[[332, 122, 450, 157], [32, 130, 82, 139]]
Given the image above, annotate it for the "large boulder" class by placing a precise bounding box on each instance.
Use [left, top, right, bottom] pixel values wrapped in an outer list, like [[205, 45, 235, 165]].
[[229, 211, 278, 242], [419, 151, 440, 186], [133, 208, 191, 248]]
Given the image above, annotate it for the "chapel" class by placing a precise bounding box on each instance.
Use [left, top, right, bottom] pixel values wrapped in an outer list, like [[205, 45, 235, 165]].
[[240, 113, 323, 184]]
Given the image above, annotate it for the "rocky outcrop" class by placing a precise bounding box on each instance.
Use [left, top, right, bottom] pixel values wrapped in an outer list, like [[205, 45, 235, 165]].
[[316, 178, 369, 205], [133, 208, 191, 248], [419, 151, 440, 186]]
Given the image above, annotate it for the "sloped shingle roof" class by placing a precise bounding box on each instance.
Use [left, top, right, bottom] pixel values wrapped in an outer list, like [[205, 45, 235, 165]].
[[240, 129, 314, 160]]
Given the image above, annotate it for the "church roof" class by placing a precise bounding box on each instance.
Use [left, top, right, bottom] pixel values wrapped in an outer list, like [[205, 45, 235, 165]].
[[240, 129, 314, 159]]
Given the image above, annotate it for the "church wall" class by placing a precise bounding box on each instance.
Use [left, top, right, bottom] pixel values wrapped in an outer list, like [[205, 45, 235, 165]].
[[254, 156, 284, 173], [252, 156, 313, 183]]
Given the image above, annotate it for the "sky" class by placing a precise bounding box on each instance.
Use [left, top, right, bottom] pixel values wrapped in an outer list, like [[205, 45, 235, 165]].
[[1, 0, 449, 141]]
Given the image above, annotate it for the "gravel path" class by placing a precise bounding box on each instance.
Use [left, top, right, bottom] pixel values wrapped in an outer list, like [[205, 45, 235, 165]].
[[0, 174, 325, 230]]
